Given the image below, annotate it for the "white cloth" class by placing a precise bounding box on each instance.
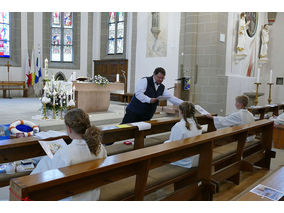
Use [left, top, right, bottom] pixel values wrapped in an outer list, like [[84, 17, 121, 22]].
[[135, 77, 183, 106], [260, 27, 269, 58], [31, 139, 107, 201], [237, 17, 247, 55], [213, 109, 255, 142], [275, 113, 284, 126], [164, 118, 202, 168], [213, 109, 255, 130]]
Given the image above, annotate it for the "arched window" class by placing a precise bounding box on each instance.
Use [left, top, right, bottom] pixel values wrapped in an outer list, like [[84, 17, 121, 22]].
[[0, 12, 10, 58], [107, 12, 125, 55], [50, 12, 73, 62]]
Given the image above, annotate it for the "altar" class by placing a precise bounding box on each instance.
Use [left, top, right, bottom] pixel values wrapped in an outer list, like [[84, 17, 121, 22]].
[[74, 82, 124, 113]]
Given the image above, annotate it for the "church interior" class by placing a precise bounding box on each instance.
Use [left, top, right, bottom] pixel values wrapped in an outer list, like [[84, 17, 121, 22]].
[[0, 10, 284, 203]]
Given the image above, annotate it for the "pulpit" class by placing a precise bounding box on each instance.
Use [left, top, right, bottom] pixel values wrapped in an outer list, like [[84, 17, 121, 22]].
[[73, 82, 124, 113]]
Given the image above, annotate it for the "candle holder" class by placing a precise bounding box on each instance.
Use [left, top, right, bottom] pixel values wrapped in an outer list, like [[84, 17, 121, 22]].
[[53, 104, 56, 119], [60, 107, 63, 120], [254, 83, 261, 106], [267, 83, 274, 105], [42, 103, 48, 120]]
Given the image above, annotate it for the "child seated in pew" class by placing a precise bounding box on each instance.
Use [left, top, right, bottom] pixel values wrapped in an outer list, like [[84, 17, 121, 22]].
[[31, 108, 107, 201], [206, 95, 255, 130], [271, 112, 284, 126], [164, 102, 202, 168]]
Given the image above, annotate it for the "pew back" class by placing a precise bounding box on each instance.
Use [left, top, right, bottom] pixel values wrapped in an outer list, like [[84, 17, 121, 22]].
[[9, 119, 273, 201]]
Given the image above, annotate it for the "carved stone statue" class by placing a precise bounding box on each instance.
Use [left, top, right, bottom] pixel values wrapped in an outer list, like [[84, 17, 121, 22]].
[[236, 12, 250, 56], [259, 24, 270, 60], [151, 12, 161, 39]]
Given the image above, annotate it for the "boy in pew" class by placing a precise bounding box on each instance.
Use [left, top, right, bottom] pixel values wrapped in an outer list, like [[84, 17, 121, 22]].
[[206, 95, 255, 130], [164, 102, 202, 168], [31, 108, 107, 201]]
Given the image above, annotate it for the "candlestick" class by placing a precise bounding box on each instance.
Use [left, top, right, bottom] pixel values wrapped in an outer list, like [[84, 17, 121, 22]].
[[72, 85, 75, 101], [42, 103, 48, 120], [256, 68, 260, 83], [269, 70, 273, 83], [254, 83, 261, 106], [267, 83, 274, 105]]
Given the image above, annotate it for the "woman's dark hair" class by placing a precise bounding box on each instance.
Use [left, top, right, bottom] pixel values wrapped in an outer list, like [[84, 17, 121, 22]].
[[153, 67, 166, 76], [64, 108, 102, 155], [179, 102, 202, 130]]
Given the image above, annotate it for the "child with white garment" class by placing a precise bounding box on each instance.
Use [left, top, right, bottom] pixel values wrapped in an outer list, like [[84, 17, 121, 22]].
[[206, 95, 255, 129], [164, 102, 202, 168], [270, 112, 284, 126], [31, 108, 107, 201]]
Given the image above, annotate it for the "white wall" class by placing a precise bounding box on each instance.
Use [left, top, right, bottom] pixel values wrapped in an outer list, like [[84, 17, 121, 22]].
[[134, 12, 181, 103], [225, 12, 268, 114], [270, 12, 284, 104]]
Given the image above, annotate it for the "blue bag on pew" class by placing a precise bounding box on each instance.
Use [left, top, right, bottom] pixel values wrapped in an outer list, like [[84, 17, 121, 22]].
[[0, 124, 10, 140]]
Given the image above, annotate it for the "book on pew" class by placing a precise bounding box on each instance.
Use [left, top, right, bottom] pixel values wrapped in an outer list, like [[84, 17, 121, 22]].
[[195, 105, 210, 115], [39, 139, 67, 159], [250, 184, 284, 201], [130, 122, 151, 131], [100, 125, 119, 131], [116, 124, 132, 128]]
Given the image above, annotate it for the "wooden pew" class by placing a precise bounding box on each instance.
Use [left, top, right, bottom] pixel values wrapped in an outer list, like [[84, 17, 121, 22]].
[[0, 115, 215, 164], [273, 124, 284, 149], [9, 131, 214, 201], [9, 119, 273, 201], [248, 103, 284, 120], [234, 166, 284, 201], [211, 120, 275, 190], [0, 81, 28, 98]]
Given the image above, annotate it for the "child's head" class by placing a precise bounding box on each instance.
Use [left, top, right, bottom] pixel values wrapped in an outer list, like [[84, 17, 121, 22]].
[[178, 102, 201, 130], [235, 95, 249, 110], [64, 108, 102, 155]]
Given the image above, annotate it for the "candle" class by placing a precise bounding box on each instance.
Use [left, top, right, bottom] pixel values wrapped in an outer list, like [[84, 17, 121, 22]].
[[269, 70, 273, 83], [72, 85, 75, 100], [53, 91, 56, 105], [60, 94, 63, 107], [45, 58, 48, 78], [116, 73, 119, 82], [256, 68, 260, 83]]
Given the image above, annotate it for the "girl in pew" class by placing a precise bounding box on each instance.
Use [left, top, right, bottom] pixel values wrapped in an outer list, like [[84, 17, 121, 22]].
[[206, 95, 255, 129], [270, 112, 284, 126], [31, 108, 107, 201], [164, 102, 202, 168]]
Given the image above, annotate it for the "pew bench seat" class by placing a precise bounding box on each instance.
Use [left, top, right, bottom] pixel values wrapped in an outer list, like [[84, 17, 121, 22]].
[[99, 164, 192, 201]]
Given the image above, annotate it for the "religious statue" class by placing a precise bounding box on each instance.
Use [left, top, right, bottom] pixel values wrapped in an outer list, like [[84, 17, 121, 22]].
[[236, 12, 250, 56], [259, 24, 270, 61], [151, 12, 161, 39]]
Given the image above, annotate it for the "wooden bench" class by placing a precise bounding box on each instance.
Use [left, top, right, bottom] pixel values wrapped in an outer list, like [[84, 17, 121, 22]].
[[273, 125, 284, 149], [0, 81, 28, 98], [0, 116, 215, 187], [234, 166, 284, 201], [9, 132, 214, 201], [8, 119, 273, 201], [248, 103, 284, 120], [211, 120, 275, 191]]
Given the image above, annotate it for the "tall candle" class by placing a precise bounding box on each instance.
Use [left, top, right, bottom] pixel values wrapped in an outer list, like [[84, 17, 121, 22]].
[[256, 68, 260, 83], [45, 58, 48, 78], [116, 73, 119, 82], [53, 91, 56, 105], [72, 85, 75, 100], [269, 70, 273, 83]]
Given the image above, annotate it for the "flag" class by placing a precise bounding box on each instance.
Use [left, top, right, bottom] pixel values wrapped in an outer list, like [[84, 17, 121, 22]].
[[25, 52, 31, 87], [30, 49, 35, 86], [35, 47, 42, 84]]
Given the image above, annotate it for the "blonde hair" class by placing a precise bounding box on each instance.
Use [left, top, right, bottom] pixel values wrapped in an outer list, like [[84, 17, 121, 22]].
[[64, 108, 102, 155], [179, 102, 202, 130], [235, 95, 249, 108]]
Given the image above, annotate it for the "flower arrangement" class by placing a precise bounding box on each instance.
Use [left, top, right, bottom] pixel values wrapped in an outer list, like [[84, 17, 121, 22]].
[[40, 81, 74, 119], [92, 75, 110, 86]]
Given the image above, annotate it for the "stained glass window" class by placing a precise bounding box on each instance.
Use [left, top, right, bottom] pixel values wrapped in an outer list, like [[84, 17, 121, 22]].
[[0, 12, 10, 58], [51, 12, 73, 62], [107, 12, 125, 55]]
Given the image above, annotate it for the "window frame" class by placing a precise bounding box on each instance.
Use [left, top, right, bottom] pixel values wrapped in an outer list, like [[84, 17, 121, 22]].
[[50, 12, 74, 63], [0, 12, 11, 58], [107, 12, 125, 55]]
